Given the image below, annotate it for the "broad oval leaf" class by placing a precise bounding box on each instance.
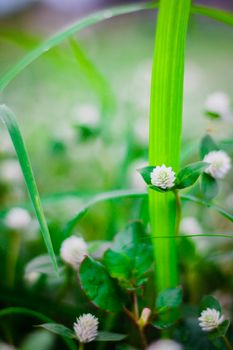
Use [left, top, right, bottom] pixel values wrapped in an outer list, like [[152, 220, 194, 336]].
[[38, 323, 75, 339], [175, 161, 209, 189], [96, 331, 127, 342], [103, 250, 132, 281], [201, 173, 219, 200], [79, 256, 122, 312], [200, 134, 219, 159], [156, 287, 183, 310], [199, 295, 221, 313]]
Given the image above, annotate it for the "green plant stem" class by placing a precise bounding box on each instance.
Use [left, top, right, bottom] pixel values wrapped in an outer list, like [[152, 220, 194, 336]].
[[79, 343, 84, 350], [174, 190, 182, 236], [222, 335, 233, 350], [149, 0, 191, 292], [132, 291, 139, 320], [6, 230, 21, 288]]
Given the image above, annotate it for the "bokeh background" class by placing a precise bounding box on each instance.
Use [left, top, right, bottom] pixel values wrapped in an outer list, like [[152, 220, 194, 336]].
[[0, 1, 232, 349]]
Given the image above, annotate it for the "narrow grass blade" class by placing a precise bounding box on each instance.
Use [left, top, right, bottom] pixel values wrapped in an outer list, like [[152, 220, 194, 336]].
[[0, 105, 58, 272], [192, 4, 233, 26], [0, 307, 76, 350]]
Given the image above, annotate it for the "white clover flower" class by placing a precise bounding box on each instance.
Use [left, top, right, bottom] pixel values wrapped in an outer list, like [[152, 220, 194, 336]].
[[5, 208, 31, 230], [205, 92, 231, 118], [147, 339, 182, 350], [198, 308, 224, 331], [60, 235, 87, 269], [204, 150, 231, 179], [0, 160, 23, 182], [73, 104, 100, 127], [73, 313, 99, 343], [150, 165, 176, 189]]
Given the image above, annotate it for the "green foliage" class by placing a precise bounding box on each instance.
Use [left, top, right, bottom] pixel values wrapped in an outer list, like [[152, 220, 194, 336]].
[[156, 287, 183, 310], [176, 162, 209, 189], [38, 324, 75, 339], [201, 173, 219, 200], [79, 256, 122, 312], [200, 135, 219, 159], [96, 331, 127, 341], [109, 221, 153, 285], [0, 105, 57, 271], [199, 295, 221, 313]]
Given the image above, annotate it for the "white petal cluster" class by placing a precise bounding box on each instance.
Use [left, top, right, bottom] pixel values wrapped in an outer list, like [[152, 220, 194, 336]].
[[198, 308, 224, 331], [5, 208, 31, 230], [205, 92, 231, 118], [204, 150, 231, 179], [147, 339, 182, 350], [150, 165, 176, 189], [73, 104, 100, 127], [73, 313, 99, 343], [60, 235, 87, 269]]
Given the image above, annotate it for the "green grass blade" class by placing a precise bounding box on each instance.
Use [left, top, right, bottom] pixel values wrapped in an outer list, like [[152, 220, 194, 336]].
[[64, 189, 146, 236], [0, 2, 231, 93], [192, 4, 233, 26], [181, 194, 233, 222], [0, 2, 158, 92], [0, 105, 58, 272], [0, 307, 76, 350]]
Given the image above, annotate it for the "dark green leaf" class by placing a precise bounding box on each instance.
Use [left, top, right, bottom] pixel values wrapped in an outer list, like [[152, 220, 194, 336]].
[[205, 111, 221, 120], [201, 173, 219, 200], [138, 166, 155, 185], [113, 221, 153, 281], [210, 320, 230, 339], [199, 295, 221, 313], [38, 324, 75, 339], [176, 161, 209, 189], [79, 256, 122, 312], [156, 287, 183, 310], [152, 317, 178, 330], [96, 331, 127, 342], [103, 250, 132, 281], [200, 135, 219, 159]]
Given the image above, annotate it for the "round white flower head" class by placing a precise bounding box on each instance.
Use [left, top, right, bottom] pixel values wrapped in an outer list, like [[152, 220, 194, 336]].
[[147, 339, 182, 350], [60, 235, 87, 269], [205, 92, 230, 117], [198, 308, 224, 332], [204, 150, 231, 179], [73, 313, 99, 343], [5, 208, 31, 230], [150, 165, 176, 189]]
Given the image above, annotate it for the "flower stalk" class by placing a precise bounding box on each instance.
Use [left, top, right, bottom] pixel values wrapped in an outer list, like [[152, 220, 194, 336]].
[[149, 0, 191, 292]]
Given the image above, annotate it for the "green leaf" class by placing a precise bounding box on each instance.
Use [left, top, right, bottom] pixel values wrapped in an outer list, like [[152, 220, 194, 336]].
[[176, 161, 209, 189], [152, 313, 180, 330], [38, 324, 75, 339], [201, 173, 219, 200], [138, 166, 155, 185], [0, 105, 57, 272], [205, 111, 221, 120], [112, 221, 153, 281], [209, 320, 230, 339], [200, 135, 219, 159], [0, 307, 76, 350], [103, 250, 132, 282], [156, 287, 183, 310], [96, 331, 127, 342], [199, 295, 221, 313], [79, 256, 122, 312]]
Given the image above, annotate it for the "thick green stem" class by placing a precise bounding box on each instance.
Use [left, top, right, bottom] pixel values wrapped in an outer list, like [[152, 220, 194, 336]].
[[149, 0, 191, 292], [222, 335, 233, 350]]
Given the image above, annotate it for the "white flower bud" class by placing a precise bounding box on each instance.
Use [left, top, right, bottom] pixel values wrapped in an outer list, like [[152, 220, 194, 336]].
[[5, 208, 31, 230], [147, 339, 182, 350], [150, 165, 176, 189], [204, 150, 231, 179], [198, 308, 224, 331], [60, 235, 87, 269], [138, 307, 151, 327], [205, 92, 231, 117], [73, 313, 99, 343]]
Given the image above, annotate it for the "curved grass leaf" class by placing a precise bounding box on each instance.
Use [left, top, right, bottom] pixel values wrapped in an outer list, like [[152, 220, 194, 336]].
[[175, 161, 209, 189], [0, 3, 232, 92], [0, 105, 58, 272], [38, 324, 75, 339], [0, 307, 76, 350]]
